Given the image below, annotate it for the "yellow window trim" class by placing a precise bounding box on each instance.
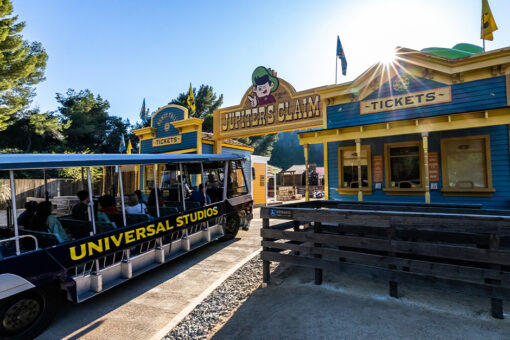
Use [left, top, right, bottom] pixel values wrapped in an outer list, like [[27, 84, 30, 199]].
[[384, 140, 424, 195], [439, 134, 494, 197], [337, 145, 372, 195]]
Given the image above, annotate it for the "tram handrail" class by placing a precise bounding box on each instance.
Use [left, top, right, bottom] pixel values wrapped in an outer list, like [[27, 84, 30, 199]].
[[0, 234, 39, 251]]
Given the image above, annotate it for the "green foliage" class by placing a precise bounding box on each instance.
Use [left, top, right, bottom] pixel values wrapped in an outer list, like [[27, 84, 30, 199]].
[[56, 89, 131, 153], [169, 85, 223, 132], [239, 134, 278, 157], [269, 131, 323, 170], [0, 108, 70, 152], [58, 150, 103, 182], [0, 0, 47, 131]]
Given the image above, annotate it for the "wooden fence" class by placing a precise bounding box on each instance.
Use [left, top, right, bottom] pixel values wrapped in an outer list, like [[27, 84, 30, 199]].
[[0, 171, 136, 208], [260, 202, 510, 319]]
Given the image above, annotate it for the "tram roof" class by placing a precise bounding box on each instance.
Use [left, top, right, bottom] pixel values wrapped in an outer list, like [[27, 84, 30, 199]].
[[0, 153, 247, 170]]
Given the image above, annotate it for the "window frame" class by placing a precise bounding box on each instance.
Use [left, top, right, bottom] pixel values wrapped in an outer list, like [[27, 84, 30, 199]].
[[440, 135, 495, 196], [337, 145, 372, 195], [383, 140, 426, 195]]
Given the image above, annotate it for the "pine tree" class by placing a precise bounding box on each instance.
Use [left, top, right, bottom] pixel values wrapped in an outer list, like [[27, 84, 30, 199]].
[[169, 84, 223, 132], [0, 0, 47, 130]]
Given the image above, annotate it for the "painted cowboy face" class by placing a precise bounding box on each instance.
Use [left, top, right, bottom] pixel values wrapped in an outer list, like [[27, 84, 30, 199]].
[[253, 75, 274, 98]]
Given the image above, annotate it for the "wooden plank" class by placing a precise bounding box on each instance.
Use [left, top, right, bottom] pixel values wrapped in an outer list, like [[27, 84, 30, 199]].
[[262, 218, 270, 284], [260, 252, 510, 300], [261, 229, 510, 267], [314, 222, 322, 285], [261, 241, 510, 284]]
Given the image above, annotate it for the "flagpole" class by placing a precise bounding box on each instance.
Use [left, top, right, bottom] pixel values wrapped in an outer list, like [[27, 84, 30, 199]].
[[482, 10, 486, 52], [335, 56, 338, 85]]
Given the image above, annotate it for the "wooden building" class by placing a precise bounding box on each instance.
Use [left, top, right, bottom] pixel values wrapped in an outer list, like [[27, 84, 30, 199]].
[[298, 44, 510, 209], [133, 105, 253, 192]]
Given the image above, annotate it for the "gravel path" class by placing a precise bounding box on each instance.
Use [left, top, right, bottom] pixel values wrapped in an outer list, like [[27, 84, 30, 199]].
[[164, 255, 273, 340]]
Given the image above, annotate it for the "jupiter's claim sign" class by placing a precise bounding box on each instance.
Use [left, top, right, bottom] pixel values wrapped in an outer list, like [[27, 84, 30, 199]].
[[360, 87, 452, 115], [213, 66, 323, 140]]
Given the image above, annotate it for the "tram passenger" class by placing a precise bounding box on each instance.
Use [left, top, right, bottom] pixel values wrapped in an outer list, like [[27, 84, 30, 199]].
[[125, 194, 148, 214], [148, 189, 165, 207], [29, 201, 69, 243], [191, 184, 211, 206], [72, 190, 90, 220], [17, 201, 38, 229], [96, 196, 116, 224], [134, 190, 147, 205]]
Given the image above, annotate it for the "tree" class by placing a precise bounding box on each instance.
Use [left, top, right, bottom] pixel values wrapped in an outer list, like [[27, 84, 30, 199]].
[[169, 85, 223, 133], [239, 134, 278, 157], [56, 89, 131, 153], [0, 0, 47, 130], [0, 108, 70, 152]]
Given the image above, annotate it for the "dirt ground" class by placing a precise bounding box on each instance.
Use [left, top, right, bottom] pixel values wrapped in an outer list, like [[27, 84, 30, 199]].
[[211, 265, 510, 340]]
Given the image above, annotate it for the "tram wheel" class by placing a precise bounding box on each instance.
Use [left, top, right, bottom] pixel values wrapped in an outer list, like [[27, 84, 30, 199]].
[[0, 287, 58, 340], [219, 213, 240, 241]]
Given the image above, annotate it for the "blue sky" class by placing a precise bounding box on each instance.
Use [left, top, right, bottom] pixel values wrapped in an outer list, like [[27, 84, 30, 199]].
[[13, 0, 510, 124]]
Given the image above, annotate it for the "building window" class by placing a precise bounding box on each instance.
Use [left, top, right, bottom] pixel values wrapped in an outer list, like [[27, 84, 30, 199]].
[[384, 141, 424, 192], [440, 135, 494, 195], [337, 146, 371, 193]]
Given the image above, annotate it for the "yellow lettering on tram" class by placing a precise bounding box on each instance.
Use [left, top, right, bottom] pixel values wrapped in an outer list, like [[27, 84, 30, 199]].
[[69, 244, 87, 260]]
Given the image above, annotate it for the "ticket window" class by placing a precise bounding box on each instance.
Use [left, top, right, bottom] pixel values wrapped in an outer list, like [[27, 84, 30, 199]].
[[385, 142, 423, 189], [440, 135, 494, 194]]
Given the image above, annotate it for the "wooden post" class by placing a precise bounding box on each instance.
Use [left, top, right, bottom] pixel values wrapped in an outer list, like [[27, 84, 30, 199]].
[[213, 140, 222, 154], [314, 221, 322, 285], [323, 142, 329, 200], [389, 281, 399, 298], [304, 144, 309, 201], [355, 139, 363, 202], [293, 220, 300, 256], [422, 132, 430, 204], [262, 218, 270, 284]]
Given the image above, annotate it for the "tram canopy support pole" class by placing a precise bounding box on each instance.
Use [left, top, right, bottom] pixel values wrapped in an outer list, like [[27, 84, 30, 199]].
[[87, 167, 97, 235], [9, 170, 20, 255], [153, 164, 160, 218], [117, 166, 127, 227], [200, 162, 206, 204], [43, 169, 49, 201], [179, 163, 186, 211], [223, 161, 229, 201]]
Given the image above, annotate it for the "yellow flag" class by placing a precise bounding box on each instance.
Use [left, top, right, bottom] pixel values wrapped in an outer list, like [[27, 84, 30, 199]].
[[481, 0, 498, 41], [187, 83, 196, 113], [126, 139, 133, 154]]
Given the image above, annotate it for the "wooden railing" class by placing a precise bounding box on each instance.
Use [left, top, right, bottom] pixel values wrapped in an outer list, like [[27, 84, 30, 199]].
[[260, 203, 510, 319]]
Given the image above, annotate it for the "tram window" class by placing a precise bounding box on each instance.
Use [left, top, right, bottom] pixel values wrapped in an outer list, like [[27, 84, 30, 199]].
[[203, 162, 225, 202], [227, 160, 248, 198]]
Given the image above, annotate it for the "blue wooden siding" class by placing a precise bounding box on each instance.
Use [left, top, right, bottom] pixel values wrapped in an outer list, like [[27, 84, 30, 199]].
[[327, 125, 510, 209], [140, 132, 197, 153], [202, 143, 213, 154], [327, 76, 507, 129], [151, 106, 186, 138]]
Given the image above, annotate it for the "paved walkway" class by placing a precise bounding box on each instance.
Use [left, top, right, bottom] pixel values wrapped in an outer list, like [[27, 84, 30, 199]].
[[36, 210, 263, 340]]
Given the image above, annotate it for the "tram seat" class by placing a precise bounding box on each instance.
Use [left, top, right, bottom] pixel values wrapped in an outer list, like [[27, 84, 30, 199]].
[[95, 222, 116, 234], [106, 213, 151, 227], [20, 230, 59, 248], [59, 218, 92, 239], [147, 206, 179, 218], [207, 188, 223, 203]]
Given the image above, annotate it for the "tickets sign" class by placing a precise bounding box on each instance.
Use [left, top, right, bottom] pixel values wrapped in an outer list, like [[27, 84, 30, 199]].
[[360, 86, 452, 115], [152, 135, 182, 147]]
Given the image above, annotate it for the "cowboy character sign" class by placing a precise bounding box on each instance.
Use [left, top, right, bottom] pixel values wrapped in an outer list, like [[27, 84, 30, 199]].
[[247, 66, 279, 108]]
